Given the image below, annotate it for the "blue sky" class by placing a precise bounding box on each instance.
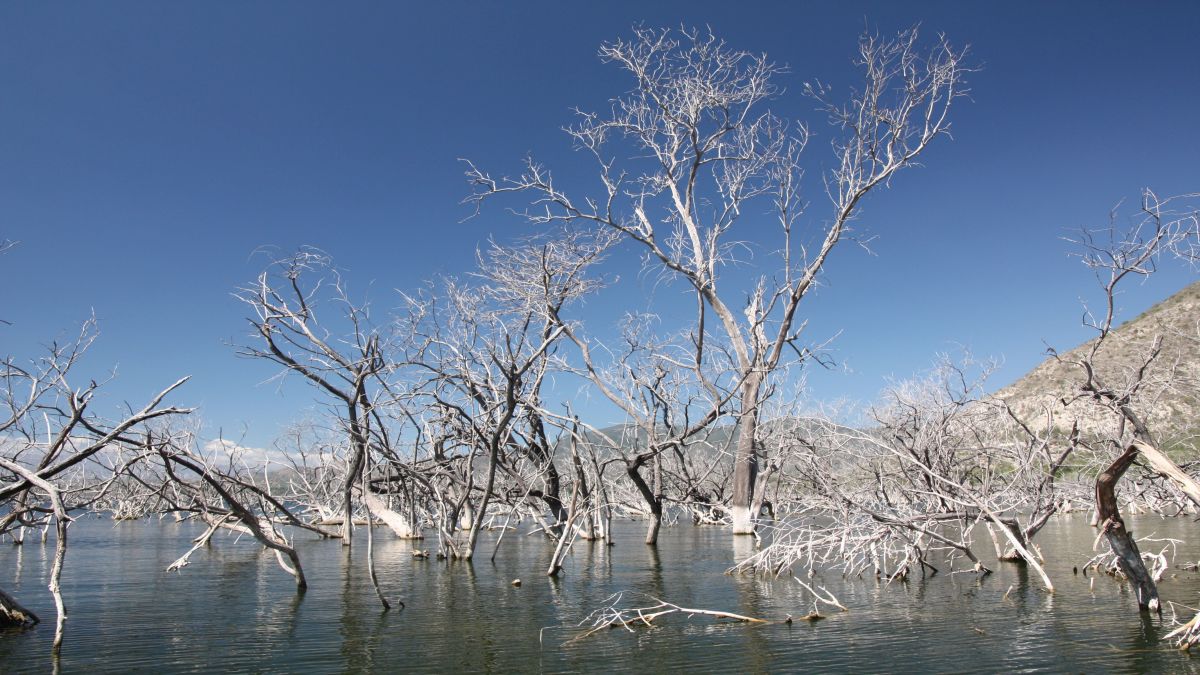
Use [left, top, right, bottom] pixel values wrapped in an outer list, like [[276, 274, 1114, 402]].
[[1, 2, 1197, 446]]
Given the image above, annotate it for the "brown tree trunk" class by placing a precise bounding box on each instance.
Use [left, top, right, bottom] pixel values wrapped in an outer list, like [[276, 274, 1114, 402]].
[[530, 414, 569, 533], [541, 460, 568, 535], [626, 459, 662, 545], [1096, 445, 1159, 612], [992, 516, 1033, 562]]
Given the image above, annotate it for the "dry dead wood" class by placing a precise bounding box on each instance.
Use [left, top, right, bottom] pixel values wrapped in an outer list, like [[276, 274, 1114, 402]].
[[567, 592, 770, 643], [1095, 445, 1159, 612]]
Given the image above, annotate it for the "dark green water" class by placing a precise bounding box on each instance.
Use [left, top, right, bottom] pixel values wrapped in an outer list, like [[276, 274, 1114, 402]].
[[3, 516, 1200, 673]]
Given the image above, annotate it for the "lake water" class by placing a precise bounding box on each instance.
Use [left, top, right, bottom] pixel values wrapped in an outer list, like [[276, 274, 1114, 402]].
[[3, 515, 1200, 673]]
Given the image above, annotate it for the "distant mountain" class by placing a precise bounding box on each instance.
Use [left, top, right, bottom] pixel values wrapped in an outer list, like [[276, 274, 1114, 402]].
[[995, 281, 1200, 447]]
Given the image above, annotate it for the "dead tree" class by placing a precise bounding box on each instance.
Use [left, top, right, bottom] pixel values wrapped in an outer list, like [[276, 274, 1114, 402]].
[[236, 249, 390, 547], [471, 232, 613, 539], [395, 233, 608, 558], [149, 427, 335, 590], [465, 25, 968, 535], [740, 357, 1052, 589], [1053, 190, 1200, 612], [546, 307, 737, 545], [0, 317, 190, 651], [271, 422, 355, 526]]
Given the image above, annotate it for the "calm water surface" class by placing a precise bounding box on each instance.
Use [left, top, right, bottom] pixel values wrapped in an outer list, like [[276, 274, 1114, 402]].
[[3, 516, 1200, 673]]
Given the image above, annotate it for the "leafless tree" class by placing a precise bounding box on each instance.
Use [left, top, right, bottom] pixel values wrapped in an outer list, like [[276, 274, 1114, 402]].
[[147, 425, 330, 590], [0, 317, 190, 652], [393, 231, 610, 558], [471, 231, 614, 536], [465, 25, 968, 535], [739, 356, 1053, 590], [540, 301, 739, 545], [1051, 190, 1200, 613], [236, 248, 392, 547]]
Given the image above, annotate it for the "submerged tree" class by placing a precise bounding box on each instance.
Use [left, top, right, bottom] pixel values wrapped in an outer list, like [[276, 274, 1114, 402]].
[[738, 356, 1053, 588], [550, 311, 737, 545], [1053, 190, 1200, 612], [394, 230, 611, 558], [236, 248, 391, 547], [147, 425, 335, 591], [0, 316, 190, 651], [466, 25, 969, 534]]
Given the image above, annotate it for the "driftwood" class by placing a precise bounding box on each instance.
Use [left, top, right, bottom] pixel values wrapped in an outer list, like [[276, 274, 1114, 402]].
[[568, 592, 769, 643], [165, 515, 228, 572], [794, 577, 848, 612], [1166, 607, 1200, 650]]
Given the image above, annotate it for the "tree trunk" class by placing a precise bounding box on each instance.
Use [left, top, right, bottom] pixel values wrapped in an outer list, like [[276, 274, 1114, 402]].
[[538, 461, 568, 538], [363, 493, 422, 539], [730, 375, 761, 534], [342, 418, 367, 547], [750, 459, 777, 526], [463, 445, 501, 560], [531, 416, 569, 533], [1096, 445, 1159, 612], [626, 459, 662, 545], [992, 516, 1033, 562], [644, 502, 662, 545], [547, 480, 582, 577]]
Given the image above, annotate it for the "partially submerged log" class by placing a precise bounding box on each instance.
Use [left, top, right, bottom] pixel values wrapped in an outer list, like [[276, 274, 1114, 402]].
[[363, 493, 423, 539], [0, 587, 39, 627], [315, 517, 372, 527], [161, 452, 308, 591], [165, 515, 227, 572], [794, 577, 848, 612], [568, 592, 770, 643]]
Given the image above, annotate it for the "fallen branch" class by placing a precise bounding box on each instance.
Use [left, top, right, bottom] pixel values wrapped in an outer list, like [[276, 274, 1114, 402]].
[[794, 576, 848, 612], [567, 592, 769, 643], [166, 515, 228, 572], [1166, 610, 1200, 650]]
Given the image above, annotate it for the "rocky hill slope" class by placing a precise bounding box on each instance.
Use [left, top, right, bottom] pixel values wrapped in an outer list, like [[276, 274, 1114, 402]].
[[995, 281, 1200, 447]]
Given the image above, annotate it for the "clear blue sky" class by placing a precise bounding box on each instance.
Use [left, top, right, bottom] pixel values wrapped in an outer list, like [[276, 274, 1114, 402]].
[[2, 2, 1197, 446]]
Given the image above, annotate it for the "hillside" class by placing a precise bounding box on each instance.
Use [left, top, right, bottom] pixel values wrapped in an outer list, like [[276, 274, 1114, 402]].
[[995, 281, 1200, 446]]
